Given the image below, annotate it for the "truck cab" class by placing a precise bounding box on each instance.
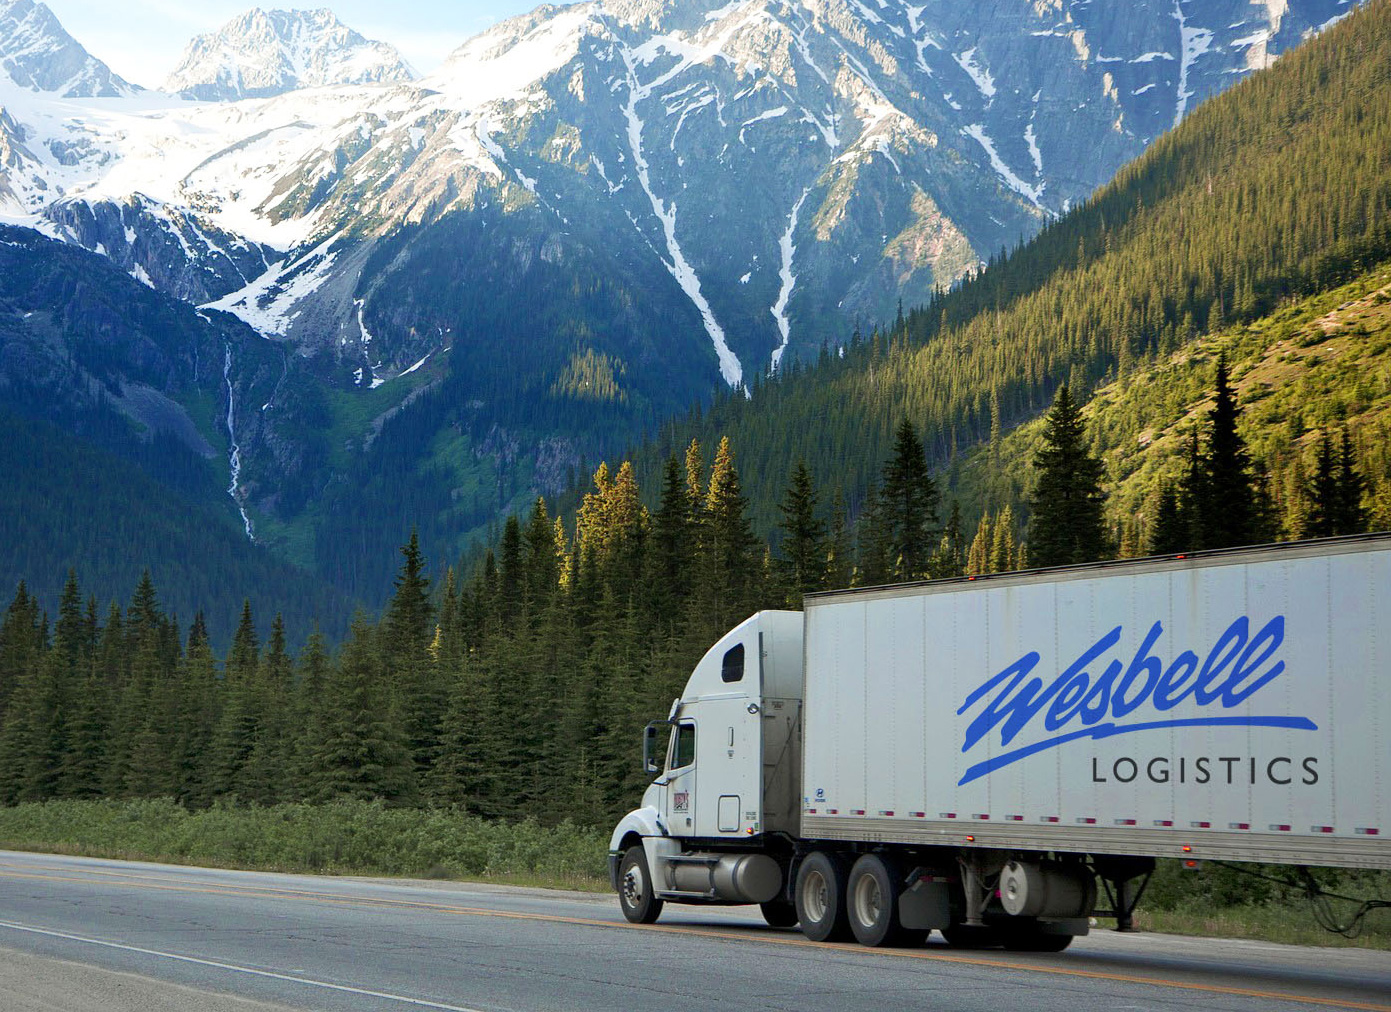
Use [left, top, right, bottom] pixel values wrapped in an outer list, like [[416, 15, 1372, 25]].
[[608, 611, 803, 920]]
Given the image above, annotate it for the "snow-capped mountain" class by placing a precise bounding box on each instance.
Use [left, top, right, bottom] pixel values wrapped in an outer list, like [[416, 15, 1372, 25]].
[[164, 8, 416, 102], [0, 0, 1357, 530], [0, 0, 138, 97]]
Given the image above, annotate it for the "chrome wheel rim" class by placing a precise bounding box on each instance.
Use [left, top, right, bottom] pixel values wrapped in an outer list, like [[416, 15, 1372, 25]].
[[622, 861, 646, 909], [801, 868, 829, 923], [852, 873, 882, 928]]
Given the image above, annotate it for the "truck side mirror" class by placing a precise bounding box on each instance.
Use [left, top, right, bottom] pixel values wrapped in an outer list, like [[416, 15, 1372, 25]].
[[643, 722, 663, 774]]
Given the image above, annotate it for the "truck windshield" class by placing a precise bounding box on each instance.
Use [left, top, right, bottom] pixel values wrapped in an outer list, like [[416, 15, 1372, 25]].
[[670, 722, 695, 770]]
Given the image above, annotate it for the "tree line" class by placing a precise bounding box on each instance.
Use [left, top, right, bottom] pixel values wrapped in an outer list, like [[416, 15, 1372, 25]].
[[2, 351, 1381, 822]]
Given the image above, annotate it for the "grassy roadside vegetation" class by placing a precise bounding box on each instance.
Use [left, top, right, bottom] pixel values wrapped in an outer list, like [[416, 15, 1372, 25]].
[[0, 801, 1385, 946], [0, 800, 610, 891]]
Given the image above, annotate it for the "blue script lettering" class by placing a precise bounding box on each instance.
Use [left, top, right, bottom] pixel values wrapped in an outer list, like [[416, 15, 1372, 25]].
[[955, 615, 1315, 785]]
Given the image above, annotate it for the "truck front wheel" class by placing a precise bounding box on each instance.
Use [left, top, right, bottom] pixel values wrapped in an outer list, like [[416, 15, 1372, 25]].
[[617, 846, 663, 924], [795, 851, 852, 942]]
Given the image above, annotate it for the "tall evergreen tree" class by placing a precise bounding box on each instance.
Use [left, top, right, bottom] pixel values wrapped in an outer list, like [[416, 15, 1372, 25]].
[[308, 617, 414, 803], [698, 437, 760, 633], [1026, 385, 1109, 566], [774, 459, 826, 605], [1196, 357, 1263, 549], [877, 419, 940, 581]]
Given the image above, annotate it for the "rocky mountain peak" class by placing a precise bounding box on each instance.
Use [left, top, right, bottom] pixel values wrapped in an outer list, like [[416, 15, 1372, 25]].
[[0, 0, 138, 97], [163, 7, 417, 101]]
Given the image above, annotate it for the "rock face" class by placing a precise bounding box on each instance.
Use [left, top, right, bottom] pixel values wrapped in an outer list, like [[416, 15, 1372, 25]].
[[164, 8, 417, 101], [0, 0, 137, 97]]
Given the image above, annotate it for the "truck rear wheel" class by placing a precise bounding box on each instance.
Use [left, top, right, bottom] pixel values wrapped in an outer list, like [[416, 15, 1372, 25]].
[[795, 851, 852, 942], [617, 846, 663, 924], [846, 854, 909, 947]]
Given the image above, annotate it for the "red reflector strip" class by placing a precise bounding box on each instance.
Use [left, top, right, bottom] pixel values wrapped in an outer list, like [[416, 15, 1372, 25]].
[[1006, 815, 1023, 822], [1356, 827, 1380, 836], [940, 812, 957, 819], [1153, 820, 1174, 827], [1270, 824, 1292, 831], [827, 809, 839, 815], [1077, 817, 1097, 825], [1229, 822, 1251, 830], [1191, 821, 1211, 829], [909, 811, 926, 818], [878, 810, 895, 817], [1313, 825, 1334, 834], [1041, 816, 1060, 823], [972, 814, 990, 820], [851, 809, 866, 816], [1115, 819, 1137, 826], [805, 808, 817, 814]]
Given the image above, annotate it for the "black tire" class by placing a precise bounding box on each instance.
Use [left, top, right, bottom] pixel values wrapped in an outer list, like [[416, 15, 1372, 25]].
[[846, 853, 909, 947], [617, 846, 663, 924], [795, 851, 852, 942], [760, 899, 800, 928], [941, 924, 1004, 949]]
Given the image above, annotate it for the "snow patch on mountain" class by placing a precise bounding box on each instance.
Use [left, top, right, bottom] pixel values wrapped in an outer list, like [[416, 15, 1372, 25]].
[[770, 187, 810, 373]]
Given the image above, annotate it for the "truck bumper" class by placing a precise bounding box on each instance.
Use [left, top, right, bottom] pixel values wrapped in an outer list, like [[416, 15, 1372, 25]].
[[607, 850, 622, 891]]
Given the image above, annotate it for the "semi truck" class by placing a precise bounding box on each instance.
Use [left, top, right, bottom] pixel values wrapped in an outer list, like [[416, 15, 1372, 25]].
[[608, 534, 1391, 950]]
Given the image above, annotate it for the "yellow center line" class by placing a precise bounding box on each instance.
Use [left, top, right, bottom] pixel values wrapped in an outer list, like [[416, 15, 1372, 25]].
[[0, 866, 1385, 1012]]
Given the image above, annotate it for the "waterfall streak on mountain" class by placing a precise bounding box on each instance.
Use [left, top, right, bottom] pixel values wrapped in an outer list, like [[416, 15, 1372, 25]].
[[223, 343, 254, 542]]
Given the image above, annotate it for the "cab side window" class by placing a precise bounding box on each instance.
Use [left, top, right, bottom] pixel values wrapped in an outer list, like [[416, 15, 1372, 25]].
[[670, 722, 696, 770], [721, 642, 745, 683]]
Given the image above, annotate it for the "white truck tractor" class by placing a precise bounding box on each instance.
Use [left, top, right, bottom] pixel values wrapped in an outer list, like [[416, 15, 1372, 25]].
[[608, 535, 1391, 949]]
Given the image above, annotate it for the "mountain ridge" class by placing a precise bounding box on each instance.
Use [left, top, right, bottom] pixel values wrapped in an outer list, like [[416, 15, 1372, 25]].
[[164, 7, 417, 102]]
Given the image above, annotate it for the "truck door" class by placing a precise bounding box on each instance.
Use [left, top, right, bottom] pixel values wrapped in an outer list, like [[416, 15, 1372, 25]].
[[664, 720, 697, 835], [691, 639, 764, 838]]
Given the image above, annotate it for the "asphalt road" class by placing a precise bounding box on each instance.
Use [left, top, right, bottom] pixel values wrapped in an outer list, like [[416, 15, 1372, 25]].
[[0, 850, 1385, 1012]]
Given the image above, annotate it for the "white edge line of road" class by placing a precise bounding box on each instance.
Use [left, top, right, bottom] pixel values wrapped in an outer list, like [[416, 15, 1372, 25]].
[[0, 918, 488, 1012]]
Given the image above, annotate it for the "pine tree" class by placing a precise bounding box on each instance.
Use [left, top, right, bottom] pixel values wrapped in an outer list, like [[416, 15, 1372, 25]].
[[991, 505, 1018, 572], [697, 437, 760, 633], [1027, 386, 1109, 566], [1196, 357, 1262, 549], [1335, 428, 1368, 535], [209, 600, 260, 799], [647, 454, 696, 628], [308, 617, 414, 803], [1147, 482, 1187, 555], [382, 532, 440, 784], [775, 459, 826, 605], [825, 485, 852, 590], [966, 513, 993, 576], [877, 419, 940, 581], [1305, 431, 1340, 538]]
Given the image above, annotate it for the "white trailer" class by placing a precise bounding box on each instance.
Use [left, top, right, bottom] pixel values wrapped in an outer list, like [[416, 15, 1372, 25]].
[[609, 535, 1391, 949]]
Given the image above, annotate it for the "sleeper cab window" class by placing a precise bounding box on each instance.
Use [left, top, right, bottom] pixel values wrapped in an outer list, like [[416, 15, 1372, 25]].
[[721, 642, 745, 683]]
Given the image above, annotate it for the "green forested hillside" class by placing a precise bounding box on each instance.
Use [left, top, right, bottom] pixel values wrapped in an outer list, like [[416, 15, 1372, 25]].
[[952, 263, 1391, 548], [655, 0, 1391, 538]]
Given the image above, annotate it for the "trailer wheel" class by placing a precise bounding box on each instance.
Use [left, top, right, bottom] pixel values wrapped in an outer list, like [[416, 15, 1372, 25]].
[[760, 899, 799, 928], [617, 846, 663, 924], [846, 854, 908, 947], [795, 851, 852, 942]]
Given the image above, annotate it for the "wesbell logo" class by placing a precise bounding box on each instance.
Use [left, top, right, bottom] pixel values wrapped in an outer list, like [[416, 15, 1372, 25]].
[[955, 615, 1317, 786]]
